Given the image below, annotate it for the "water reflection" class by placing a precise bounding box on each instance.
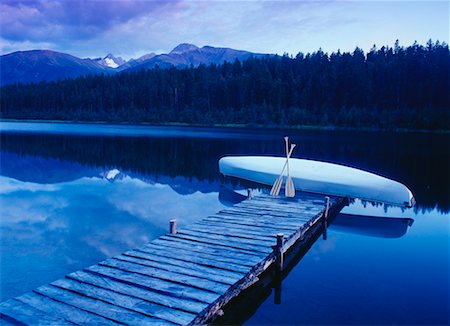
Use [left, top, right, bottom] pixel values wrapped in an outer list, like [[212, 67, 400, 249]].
[[0, 172, 225, 301], [218, 186, 248, 206], [1, 125, 448, 212], [331, 214, 414, 238]]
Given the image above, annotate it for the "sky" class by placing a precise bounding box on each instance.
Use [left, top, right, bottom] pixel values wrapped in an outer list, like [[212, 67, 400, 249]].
[[0, 0, 448, 59]]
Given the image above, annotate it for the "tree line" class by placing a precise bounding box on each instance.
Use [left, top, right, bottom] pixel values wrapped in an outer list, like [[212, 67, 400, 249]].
[[1, 40, 448, 130]]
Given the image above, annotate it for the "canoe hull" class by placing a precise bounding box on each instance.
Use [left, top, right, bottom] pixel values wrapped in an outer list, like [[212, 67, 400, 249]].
[[219, 156, 414, 207]]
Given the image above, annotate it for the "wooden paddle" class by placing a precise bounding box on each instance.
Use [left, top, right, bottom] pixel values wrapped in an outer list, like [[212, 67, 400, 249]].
[[270, 142, 296, 196], [285, 137, 295, 198]]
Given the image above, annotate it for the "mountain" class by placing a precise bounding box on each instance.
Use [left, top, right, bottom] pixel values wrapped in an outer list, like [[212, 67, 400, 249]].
[[95, 53, 126, 69], [170, 43, 199, 54], [118, 52, 157, 71], [126, 43, 266, 71], [0, 50, 113, 85], [0, 44, 268, 86]]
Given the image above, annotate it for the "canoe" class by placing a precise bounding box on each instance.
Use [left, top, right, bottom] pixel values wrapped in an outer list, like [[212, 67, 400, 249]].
[[219, 156, 415, 207]]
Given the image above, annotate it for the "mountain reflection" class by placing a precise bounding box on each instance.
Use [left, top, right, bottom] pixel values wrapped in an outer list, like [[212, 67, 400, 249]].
[[1, 127, 448, 212]]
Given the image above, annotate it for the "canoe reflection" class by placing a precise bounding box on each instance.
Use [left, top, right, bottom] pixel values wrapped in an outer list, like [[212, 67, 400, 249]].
[[218, 186, 248, 206], [330, 213, 414, 238]]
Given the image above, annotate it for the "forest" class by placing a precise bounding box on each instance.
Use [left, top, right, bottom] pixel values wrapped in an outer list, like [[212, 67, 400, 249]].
[[1, 40, 448, 130]]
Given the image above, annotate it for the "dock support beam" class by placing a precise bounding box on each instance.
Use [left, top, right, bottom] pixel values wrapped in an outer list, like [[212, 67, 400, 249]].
[[273, 233, 285, 305], [170, 219, 177, 234]]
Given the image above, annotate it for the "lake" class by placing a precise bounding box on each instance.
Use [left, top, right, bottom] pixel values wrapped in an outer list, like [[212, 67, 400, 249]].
[[0, 121, 448, 325]]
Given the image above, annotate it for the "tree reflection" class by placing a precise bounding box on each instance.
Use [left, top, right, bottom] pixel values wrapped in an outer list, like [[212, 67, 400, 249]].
[[1, 128, 448, 212]]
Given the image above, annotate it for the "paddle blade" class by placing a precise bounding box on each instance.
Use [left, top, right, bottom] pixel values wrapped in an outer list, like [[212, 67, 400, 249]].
[[270, 175, 283, 196], [285, 177, 295, 197]]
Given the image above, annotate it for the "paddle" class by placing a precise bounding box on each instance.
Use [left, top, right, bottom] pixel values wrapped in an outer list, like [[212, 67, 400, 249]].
[[270, 142, 296, 196], [285, 137, 295, 198]]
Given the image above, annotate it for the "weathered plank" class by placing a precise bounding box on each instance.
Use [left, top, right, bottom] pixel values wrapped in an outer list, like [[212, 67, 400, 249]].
[[35, 285, 158, 325], [137, 244, 253, 273], [51, 278, 193, 325], [99, 258, 229, 294], [190, 220, 294, 239], [86, 264, 219, 303], [67, 270, 207, 314], [149, 238, 262, 265], [204, 214, 303, 231], [163, 233, 272, 254], [0, 298, 74, 325], [220, 207, 318, 222], [156, 236, 265, 261], [17, 291, 118, 325], [123, 249, 245, 279], [177, 229, 275, 247], [115, 255, 242, 285], [183, 224, 277, 242]]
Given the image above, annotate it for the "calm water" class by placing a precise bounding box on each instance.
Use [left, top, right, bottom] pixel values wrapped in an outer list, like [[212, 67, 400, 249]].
[[0, 122, 448, 325]]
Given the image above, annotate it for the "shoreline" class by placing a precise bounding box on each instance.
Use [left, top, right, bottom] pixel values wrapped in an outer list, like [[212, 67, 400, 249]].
[[1, 118, 448, 134]]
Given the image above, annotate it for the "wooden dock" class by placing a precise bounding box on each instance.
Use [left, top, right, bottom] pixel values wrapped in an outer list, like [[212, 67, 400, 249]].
[[0, 192, 347, 325]]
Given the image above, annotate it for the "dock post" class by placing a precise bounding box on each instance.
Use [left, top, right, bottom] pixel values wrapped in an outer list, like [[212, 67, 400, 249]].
[[273, 233, 284, 305], [323, 197, 330, 240], [276, 233, 284, 271], [170, 219, 177, 234], [247, 188, 252, 200], [324, 197, 330, 225]]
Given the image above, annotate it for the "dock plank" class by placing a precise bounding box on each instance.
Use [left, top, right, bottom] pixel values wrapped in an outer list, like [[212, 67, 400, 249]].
[[67, 270, 207, 314], [187, 221, 292, 240], [137, 244, 253, 272], [16, 292, 117, 325], [86, 264, 220, 303], [193, 219, 298, 238], [51, 278, 193, 325], [124, 249, 245, 279], [99, 258, 229, 294], [163, 233, 272, 254], [117, 254, 241, 285], [0, 298, 74, 325], [205, 214, 302, 231], [35, 285, 156, 325], [177, 229, 275, 247], [156, 236, 265, 261]]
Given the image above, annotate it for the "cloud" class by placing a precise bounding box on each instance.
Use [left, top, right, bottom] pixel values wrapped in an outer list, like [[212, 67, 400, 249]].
[[0, 0, 181, 47], [0, 176, 59, 194], [1, 0, 447, 58]]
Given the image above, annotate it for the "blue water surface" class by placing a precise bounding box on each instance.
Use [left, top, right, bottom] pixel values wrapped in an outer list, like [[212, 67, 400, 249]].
[[0, 122, 448, 325]]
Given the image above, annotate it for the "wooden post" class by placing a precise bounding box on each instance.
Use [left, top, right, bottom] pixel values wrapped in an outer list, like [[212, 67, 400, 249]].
[[323, 197, 330, 240], [170, 219, 177, 234], [324, 197, 330, 225], [247, 188, 252, 200], [276, 233, 284, 271]]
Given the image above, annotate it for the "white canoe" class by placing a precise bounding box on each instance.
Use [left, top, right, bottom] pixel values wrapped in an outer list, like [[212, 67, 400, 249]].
[[219, 156, 415, 207]]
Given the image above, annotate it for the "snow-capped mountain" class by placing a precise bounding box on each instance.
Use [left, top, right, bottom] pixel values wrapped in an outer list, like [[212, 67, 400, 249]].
[[95, 54, 126, 69], [0, 44, 269, 85], [0, 50, 114, 86]]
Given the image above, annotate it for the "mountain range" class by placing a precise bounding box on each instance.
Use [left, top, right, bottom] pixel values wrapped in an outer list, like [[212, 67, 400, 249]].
[[0, 43, 267, 86]]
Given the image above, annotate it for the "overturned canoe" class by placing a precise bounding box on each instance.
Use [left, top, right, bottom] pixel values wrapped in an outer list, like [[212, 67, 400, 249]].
[[219, 156, 414, 207]]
